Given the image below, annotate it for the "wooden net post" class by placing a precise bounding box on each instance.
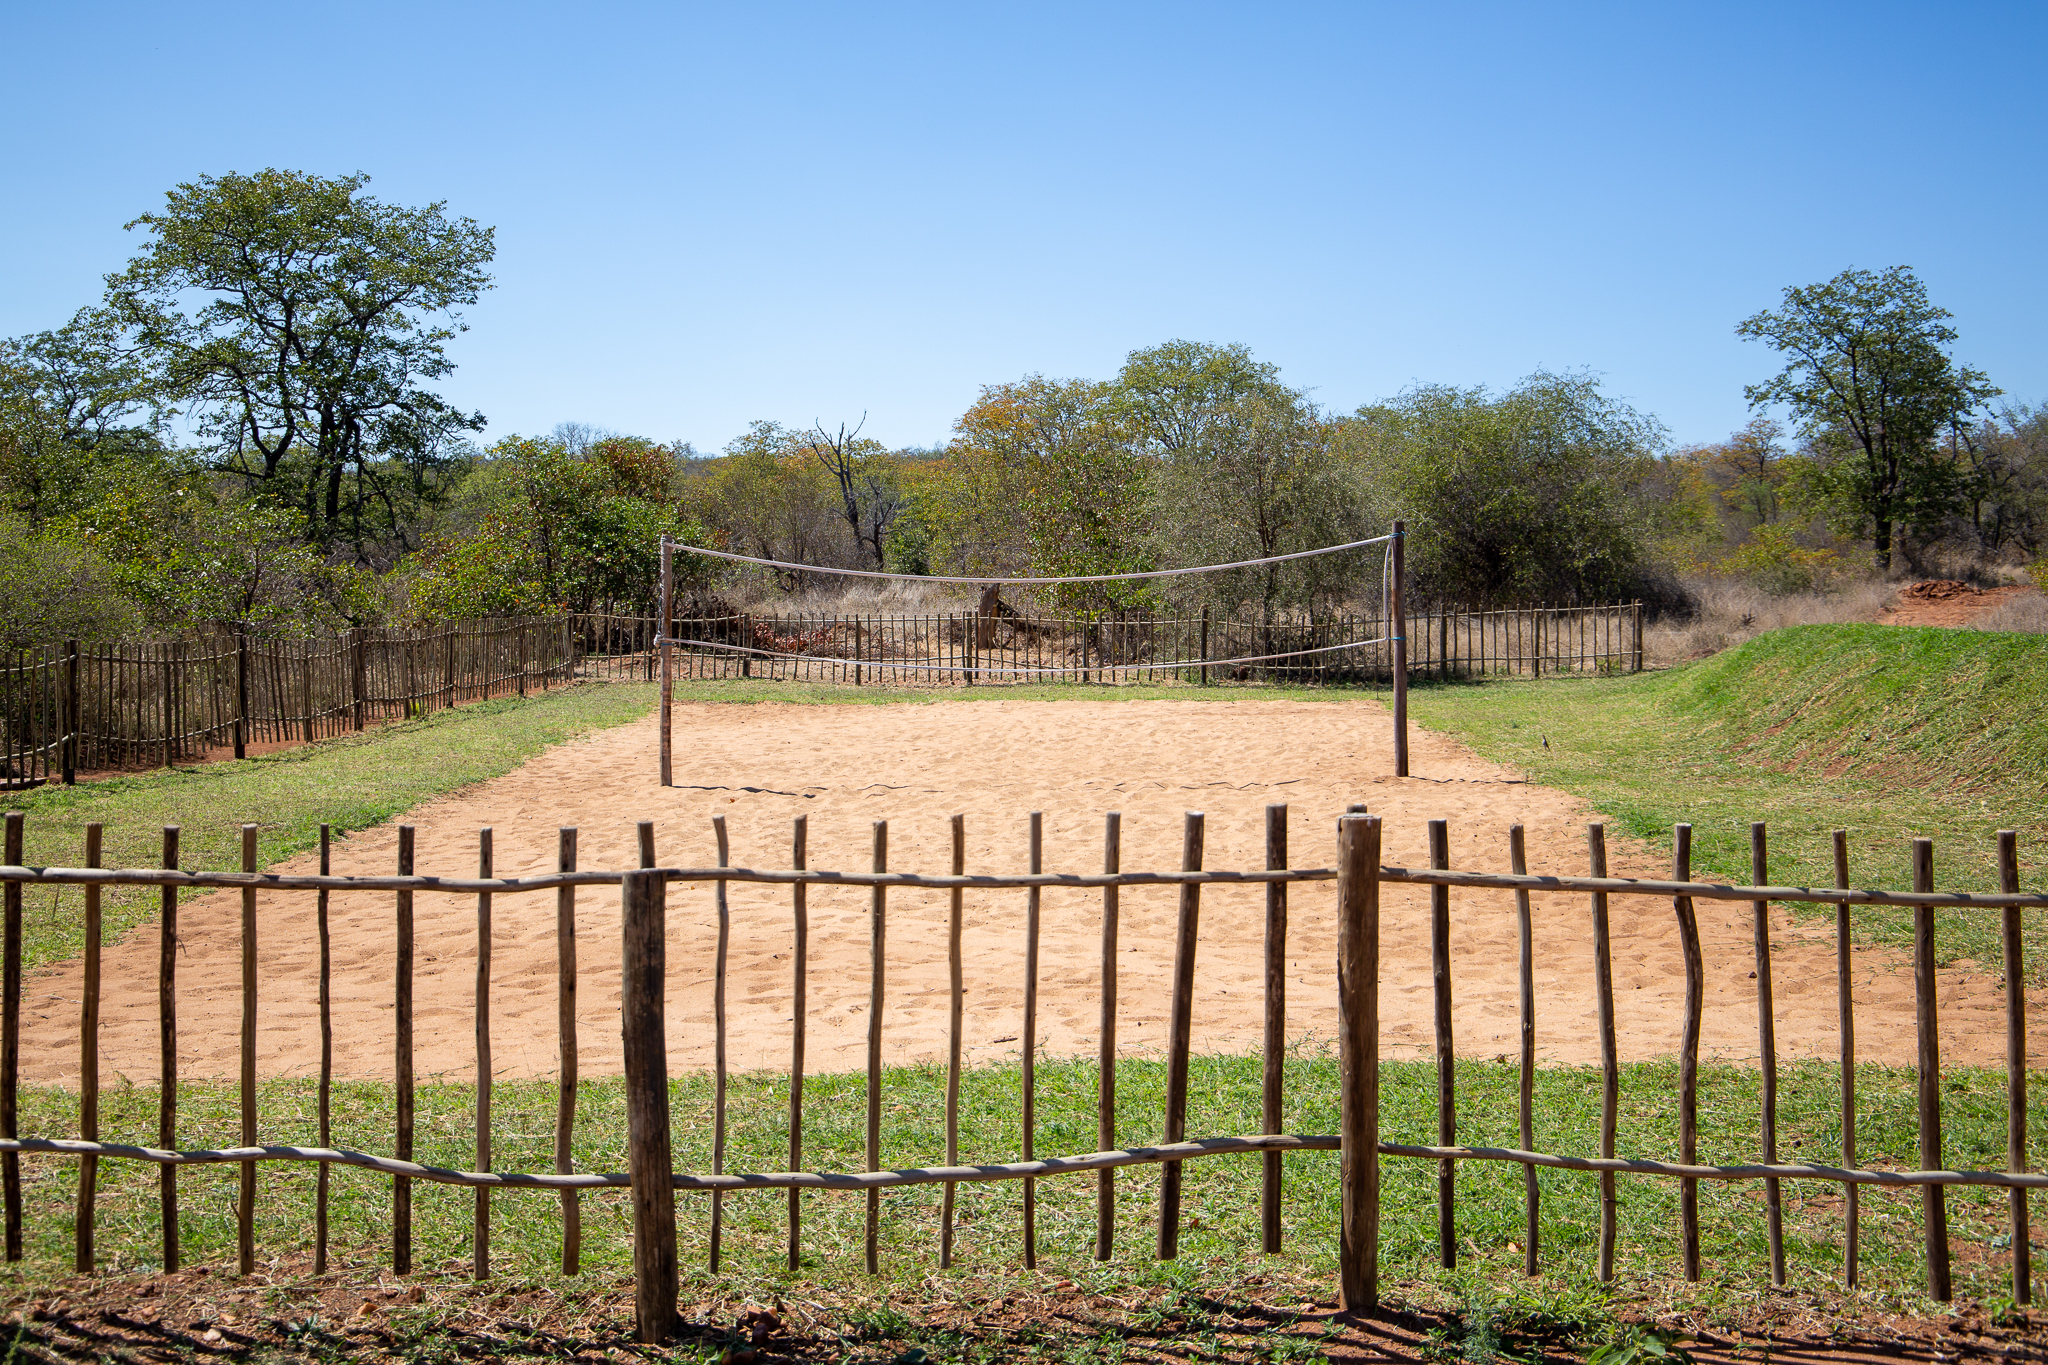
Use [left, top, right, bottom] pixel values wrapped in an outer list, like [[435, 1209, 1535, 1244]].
[[1588, 824, 1617, 1282], [1095, 812, 1120, 1260], [941, 814, 964, 1269], [709, 816, 731, 1272], [556, 826, 582, 1275], [1835, 829, 1857, 1288], [659, 539, 674, 787], [316, 826, 333, 1275], [1752, 822, 1786, 1286], [475, 828, 494, 1280], [158, 824, 179, 1271], [1673, 824, 1702, 1281], [788, 816, 808, 1272], [1430, 818, 1455, 1268], [621, 868, 678, 1344], [1511, 824, 1538, 1275], [394, 825, 415, 1275], [1391, 523, 1408, 777], [865, 821, 886, 1274]]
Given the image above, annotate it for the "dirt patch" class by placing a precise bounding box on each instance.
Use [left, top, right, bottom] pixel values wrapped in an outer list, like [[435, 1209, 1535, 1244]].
[[3, 1263, 2046, 1363], [18, 699, 2046, 1087], [1877, 581, 2036, 627]]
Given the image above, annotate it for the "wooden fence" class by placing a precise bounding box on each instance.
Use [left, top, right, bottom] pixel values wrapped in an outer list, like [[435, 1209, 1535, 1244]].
[[0, 619, 574, 786], [0, 808, 2039, 1338]]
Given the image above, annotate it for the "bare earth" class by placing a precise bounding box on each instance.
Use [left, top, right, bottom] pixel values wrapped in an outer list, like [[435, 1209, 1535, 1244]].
[[1877, 580, 2039, 627], [19, 697, 2043, 1086]]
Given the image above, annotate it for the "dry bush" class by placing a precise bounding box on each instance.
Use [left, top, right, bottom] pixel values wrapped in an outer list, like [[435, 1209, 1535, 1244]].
[[1642, 576, 1898, 666], [1967, 590, 2048, 634]]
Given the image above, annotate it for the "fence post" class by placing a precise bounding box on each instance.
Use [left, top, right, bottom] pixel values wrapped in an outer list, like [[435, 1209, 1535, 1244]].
[[1200, 607, 1210, 686], [1914, 838, 1952, 1301], [1337, 812, 1380, 1313], [63, 641, 79, 785], [621, 868, 678, 1344], [351, 630, 366, 732], [232, 632, 248, 759]]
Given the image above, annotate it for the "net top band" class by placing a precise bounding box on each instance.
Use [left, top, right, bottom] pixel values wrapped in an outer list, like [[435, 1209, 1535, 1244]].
[[663, 533, 1395, 586]]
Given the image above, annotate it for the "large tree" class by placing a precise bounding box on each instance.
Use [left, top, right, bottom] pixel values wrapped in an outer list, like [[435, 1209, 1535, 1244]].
[[1738, 266, 1996, 569], [1353, 372, 1663, 606], [104, 169, 494, 563]]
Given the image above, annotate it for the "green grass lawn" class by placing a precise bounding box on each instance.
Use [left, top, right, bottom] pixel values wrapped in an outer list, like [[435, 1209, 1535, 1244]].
[[11, 1052, 2028, 1310], [1408, 624, 2048, 978]]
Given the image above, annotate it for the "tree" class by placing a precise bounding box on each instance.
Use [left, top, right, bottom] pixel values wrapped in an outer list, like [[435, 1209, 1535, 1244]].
[[1110, 340, 1289, 455], [1738, 266, 1997, 569], [1148, 389, 1373, 621], [104, 169, 494, 563], [1951, 403, 2048, 557], [1353, 372, 1663, 606], [800, 418, 902, 570]]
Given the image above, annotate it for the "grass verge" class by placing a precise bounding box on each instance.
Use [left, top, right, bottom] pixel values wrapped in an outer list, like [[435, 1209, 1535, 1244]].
[[1407, 624, 2048, 978], [0, 1052, 2037, 1357]]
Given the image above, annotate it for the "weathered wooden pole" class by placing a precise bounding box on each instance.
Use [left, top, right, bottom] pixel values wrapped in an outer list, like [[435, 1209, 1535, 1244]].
[[659, 538, 674, 787], [1391, 522, 1408, 778], [1337, 812, 1381, 1314], [621, 868, 678, 1344]]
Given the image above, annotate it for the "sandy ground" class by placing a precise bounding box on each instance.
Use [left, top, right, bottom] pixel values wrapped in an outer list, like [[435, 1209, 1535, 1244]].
[[18, 697, 2045, 1086]]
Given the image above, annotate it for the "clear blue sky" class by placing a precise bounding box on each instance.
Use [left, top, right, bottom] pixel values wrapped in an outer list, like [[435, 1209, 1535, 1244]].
[[5, 2, 2042, 454]]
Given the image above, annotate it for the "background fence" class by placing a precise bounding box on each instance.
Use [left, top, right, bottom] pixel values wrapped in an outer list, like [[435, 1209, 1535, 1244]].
[[0, 619, 574, 787], [0, 603, 1641, 786], [0, 807, 2037, 1341]]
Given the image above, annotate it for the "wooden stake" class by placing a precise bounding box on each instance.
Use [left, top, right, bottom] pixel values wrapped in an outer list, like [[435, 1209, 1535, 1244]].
[[556, 827, 582, 1276], [394, 825, 414, 1275], [1588, 824, 1617, 1283], [1023, 810, 1042, 1268], [1262, 803, 1287, 1254], [75, 823, 102, 1273], [316, 825, 332, 1275], [238, 823, 257, 1276], [1835, 829, 1857, 1289], [1337, 813, 1380, 1315], [1096, 812, 1120, 1261], [867, 820, 886, 1275], [622, 868, 678, 1344], [941, 814, 964, 1269], [0, 811, 17, 1264], [2000, 829, 2029, 1304], [1674, 824, 1702, 1281], [638, 821, 656, 870], [1752, 822, 1785, 1286], [1915, 837, 1952, 1300], [788, 816, 807, 1273], [158, 824, 178, 1272], [1158, 811, 1204, 1260], [474, 828, 493, 1280], [1511, 824, 1537, 1276], [709, 815, 731, 1271], [1430, 818, 1455, 1268]]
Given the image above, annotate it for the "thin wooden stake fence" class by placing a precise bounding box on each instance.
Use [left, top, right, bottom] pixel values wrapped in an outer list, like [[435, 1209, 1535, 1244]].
[[0, 808, 2037, 1336]]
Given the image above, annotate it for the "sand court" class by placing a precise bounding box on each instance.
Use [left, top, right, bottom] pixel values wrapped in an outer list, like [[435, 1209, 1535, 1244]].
[[16, 695, 2043, 1085]]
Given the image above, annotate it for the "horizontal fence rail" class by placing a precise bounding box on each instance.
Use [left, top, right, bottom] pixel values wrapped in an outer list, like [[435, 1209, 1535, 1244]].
[[0, 807, 2030, 1334]]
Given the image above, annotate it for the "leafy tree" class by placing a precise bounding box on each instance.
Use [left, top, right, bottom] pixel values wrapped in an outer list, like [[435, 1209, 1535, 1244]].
[[1738, 266, 1997, 569], [1148, 389, 1373, 621], [700, 421, 847, 572], [1950, 403, 2048, 557], [0, 520, 139, 647], [1353, 372, 1664, 606], [103, 169, 494, 564], [1110, 340, 1288, 455]]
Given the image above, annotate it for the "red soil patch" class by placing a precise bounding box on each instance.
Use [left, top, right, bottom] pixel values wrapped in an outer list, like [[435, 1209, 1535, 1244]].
[[1877, 581, 2036, 627]]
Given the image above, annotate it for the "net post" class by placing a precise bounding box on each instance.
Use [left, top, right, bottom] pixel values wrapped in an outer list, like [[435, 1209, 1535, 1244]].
[[1391, 522, 1408, 778], [658, 538, 674, 787]]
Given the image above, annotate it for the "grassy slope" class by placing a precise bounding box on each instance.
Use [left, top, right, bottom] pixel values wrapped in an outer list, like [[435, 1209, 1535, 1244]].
[[8, 682, 658, 971], [1408, 624, 2048, 974]]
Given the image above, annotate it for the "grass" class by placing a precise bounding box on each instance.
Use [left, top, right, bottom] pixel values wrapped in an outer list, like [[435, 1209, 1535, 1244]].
[[1408, 623, 2048, 979], [7, 1051, 2031, 1316], [5, 681, 658, 973]]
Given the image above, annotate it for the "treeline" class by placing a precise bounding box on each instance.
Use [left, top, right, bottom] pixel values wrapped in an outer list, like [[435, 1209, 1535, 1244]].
[[4, 171, 2042, 649]]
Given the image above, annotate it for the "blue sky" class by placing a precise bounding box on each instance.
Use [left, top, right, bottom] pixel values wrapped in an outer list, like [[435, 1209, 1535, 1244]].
[[4, 2, 2042, 454]]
